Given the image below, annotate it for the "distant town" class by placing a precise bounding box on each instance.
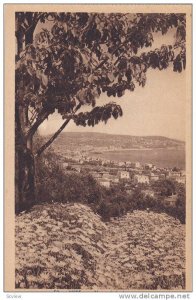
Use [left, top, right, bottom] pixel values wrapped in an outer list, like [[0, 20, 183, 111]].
[[54, 151, 185, 185], [44, 132, 186, 209]]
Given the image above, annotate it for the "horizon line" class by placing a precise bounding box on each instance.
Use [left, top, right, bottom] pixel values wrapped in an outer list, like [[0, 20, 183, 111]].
[[41, 131, 185, 143]]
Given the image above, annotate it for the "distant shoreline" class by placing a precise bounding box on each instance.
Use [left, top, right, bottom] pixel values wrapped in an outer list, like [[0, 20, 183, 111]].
[[90, 147, 185, 169], [102, 148, 152, 152], [91, 147, 184, 153]]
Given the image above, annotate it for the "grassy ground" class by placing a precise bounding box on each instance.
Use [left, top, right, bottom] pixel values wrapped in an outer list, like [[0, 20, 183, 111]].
[[15, 203, 185, 290]]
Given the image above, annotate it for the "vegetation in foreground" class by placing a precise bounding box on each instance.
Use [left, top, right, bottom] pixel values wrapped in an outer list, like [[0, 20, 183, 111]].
[[15, 202, 185, 290], [35, 148, 186, 224], [15, 147, 186, 290]]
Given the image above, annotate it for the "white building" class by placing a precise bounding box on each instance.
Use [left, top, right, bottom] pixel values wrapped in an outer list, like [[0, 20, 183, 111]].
[[126, 189, 134, 196], [175, 176, 186, 184], [145, 163, 153, 169], [119, 171, 130, 180], [102, 172, 110, 179], [72, 165, 81, 172], [150, 174, 159, 181], [99, 179, 110, 188], [112, 178, 120, 183], [131, 162, 141, 169], [152, 165, 157, 171], [125, 161, 132, 167], [171, 171, 181, 177], [134, 174, 149, 184], [159, 173, 166, 180], [62, 162, 69, 168], [118, 161, 125, 167], [164, 194, 177, 207], [142, 190, 155, 198], [90, 172, 101, 179], [135, 162, 141, 168]]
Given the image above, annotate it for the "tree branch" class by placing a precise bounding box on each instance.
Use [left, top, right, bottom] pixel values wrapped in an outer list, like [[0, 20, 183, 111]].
[[24, 13, 46, 36], [29, 108, 38, 125], [94, 42, 125, 71], [92, 14, 184, 73], [36, 118, 71, 157], [26, 108, 50, 140], [35, 103, 82, 157]]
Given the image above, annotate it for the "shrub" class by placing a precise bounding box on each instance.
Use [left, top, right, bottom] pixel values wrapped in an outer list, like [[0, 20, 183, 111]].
[[34, 140, 185, 224], [35, 148, 104, 206]]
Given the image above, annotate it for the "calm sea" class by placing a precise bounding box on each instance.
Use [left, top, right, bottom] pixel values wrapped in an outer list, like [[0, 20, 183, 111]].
[[91, 148, 185, 169]]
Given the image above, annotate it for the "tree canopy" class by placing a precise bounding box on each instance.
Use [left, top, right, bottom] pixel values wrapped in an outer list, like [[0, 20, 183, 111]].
[[15, 12, 186, 155]]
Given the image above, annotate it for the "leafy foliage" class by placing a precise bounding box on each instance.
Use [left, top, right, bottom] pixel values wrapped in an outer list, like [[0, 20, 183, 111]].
[[73, 103, 123, 127], [15, 202, 185, 290], [15, 12, 186, 143], [176, 184, 186, 223], [152, 179, 176, 197], [35, 149, 104, 205]]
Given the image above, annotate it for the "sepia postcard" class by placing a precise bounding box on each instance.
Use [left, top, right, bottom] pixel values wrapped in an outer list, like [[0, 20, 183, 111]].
[[4, 4, 192, 292]]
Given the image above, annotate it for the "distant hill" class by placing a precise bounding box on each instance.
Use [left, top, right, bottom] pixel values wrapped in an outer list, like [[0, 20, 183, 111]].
[[49, 132, 185, 151]]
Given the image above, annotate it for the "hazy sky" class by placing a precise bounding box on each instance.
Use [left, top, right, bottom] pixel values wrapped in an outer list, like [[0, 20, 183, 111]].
[[37, 19, 186, 141]]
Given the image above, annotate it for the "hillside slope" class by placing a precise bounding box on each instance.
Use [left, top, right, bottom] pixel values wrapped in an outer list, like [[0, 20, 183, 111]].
[[51, 132, 185, 150], [15, 203, 185, 290]]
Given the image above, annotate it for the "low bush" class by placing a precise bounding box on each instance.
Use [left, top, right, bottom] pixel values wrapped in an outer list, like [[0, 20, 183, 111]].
[[35, 151, 104, 206], [35, 145, 185, 224]]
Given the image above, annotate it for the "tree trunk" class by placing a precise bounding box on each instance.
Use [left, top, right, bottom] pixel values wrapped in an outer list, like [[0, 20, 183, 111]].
[[15, 19, 37, 213], [15, 105, 36, 213], [25, 27, 35, 46], [15, 31, 24, 57], [15, 143, 35, 214]]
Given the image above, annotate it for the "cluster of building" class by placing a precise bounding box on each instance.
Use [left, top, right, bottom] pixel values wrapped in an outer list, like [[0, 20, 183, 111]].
[[62, 157, 186, 187], [56, 150, 186, 208]]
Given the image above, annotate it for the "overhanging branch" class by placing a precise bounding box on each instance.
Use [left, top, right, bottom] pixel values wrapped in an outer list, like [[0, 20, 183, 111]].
[[36, 118, 71, 157], [26, 108, 50, 139], [35, 103, 82, 157]]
